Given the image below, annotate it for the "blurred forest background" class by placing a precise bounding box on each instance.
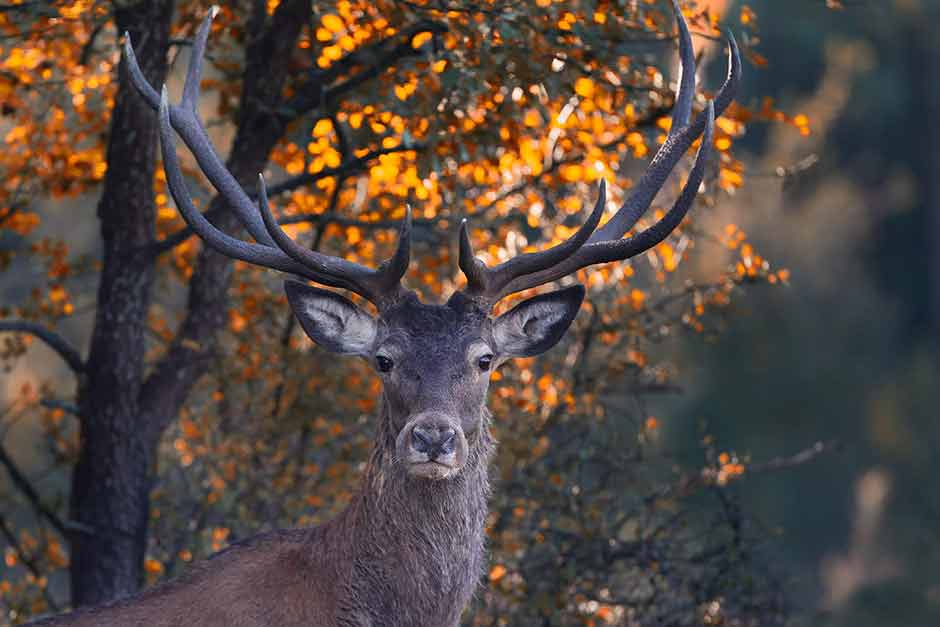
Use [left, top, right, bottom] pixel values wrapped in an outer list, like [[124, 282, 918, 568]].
[[0, 0, 937, 625]]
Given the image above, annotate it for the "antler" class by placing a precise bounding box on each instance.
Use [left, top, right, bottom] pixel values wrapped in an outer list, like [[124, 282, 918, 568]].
[[125, 8, 411, 310], [459, 0, 740, 307]]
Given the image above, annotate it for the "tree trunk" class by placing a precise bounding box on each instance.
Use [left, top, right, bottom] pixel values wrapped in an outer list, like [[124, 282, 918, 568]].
[[69, 0, 174, 607]]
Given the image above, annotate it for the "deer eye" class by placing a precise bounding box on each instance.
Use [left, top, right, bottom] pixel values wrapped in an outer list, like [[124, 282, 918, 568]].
[[376, 355, 394, 373], [477, 354, 493, 371]]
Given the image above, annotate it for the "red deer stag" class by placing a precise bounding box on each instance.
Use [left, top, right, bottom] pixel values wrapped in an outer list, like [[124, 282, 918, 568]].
[[35, 3, 739, 625]]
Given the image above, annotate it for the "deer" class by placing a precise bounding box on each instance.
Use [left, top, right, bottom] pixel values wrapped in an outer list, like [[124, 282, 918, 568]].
[[33, 3, 739, 625]]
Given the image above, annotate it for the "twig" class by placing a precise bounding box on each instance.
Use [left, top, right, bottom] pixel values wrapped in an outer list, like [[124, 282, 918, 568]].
[[0, 442, 68, 538], [748, 440, 840, 474], [0, 321, 85, 374]]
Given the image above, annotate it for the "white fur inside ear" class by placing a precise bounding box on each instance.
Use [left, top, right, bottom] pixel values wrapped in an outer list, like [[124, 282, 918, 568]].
[[494, 301, 565, 354], [303, 298, 375, 354]]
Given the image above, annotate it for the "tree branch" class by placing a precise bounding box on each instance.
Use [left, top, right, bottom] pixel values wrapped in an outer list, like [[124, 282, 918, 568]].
[[0, 442, 68, 539], [748, 440, 841, 474], [0, 321, 85, 374]]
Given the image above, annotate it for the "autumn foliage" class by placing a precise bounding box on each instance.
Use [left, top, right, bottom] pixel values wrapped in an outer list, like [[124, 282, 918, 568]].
[[0, 1, 798, 624]]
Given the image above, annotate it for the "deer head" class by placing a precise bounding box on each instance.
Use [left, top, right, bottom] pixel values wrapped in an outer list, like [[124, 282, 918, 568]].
[[285, 279, 584, 480]]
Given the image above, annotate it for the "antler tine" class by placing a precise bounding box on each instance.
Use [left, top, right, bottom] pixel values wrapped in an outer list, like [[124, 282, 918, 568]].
[[257, 175, 412, 305], [459, 180, 607, 301], [125, 7, 275, 248], [181, 5, 217, 110], [378, 205, 413, 292], [669, 0, 695, 133], [498, 101, 715, 298]]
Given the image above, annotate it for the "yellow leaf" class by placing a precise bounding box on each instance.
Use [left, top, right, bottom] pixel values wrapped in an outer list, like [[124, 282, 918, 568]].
[[144, 558, 164, 574], [411, 31, 433, 49], [321, 14, 344, 33], [523, 109, 542, 127], [323, 149, 341, 168], [740, 5, 757, 25], [560, 163, 583, 182], [629, 288, 646, 311], [313, 118, 333, 137], [574, 77, 595, 98]]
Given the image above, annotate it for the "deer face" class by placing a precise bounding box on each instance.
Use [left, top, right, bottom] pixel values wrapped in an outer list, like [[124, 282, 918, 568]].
[[285, 281, 584, 480]]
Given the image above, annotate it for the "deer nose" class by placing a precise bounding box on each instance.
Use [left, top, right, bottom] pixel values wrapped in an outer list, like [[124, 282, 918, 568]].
[[411, 423, 457, 459]]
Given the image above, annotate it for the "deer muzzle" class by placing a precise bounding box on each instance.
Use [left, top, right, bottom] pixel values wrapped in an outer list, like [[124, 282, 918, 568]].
[[398, 412, 468, 480]]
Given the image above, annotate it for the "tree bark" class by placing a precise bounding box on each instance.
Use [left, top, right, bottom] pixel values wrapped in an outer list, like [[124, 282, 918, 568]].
[[69, 0, 174, 607]]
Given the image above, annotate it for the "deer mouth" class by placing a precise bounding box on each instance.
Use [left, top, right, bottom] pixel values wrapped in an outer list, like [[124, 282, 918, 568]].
[[408, 459, 458, 480]]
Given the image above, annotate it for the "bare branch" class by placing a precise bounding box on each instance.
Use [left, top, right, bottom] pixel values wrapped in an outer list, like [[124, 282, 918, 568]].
[[748, 440, 841, 474], [0, 321, 85, 374], [0, 442, 68, 538]]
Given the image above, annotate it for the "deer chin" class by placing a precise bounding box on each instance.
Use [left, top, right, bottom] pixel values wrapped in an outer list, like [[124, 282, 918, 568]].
[[403, 447, 463, 480]]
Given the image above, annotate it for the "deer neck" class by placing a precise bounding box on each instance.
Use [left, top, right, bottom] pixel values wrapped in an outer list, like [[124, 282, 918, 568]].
[[348, 397, 495, 620]]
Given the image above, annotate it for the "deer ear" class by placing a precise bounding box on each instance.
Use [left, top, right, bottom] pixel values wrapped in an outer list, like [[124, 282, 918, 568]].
[[284, 280, 377, 356], [492, 285, 584, 358]]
